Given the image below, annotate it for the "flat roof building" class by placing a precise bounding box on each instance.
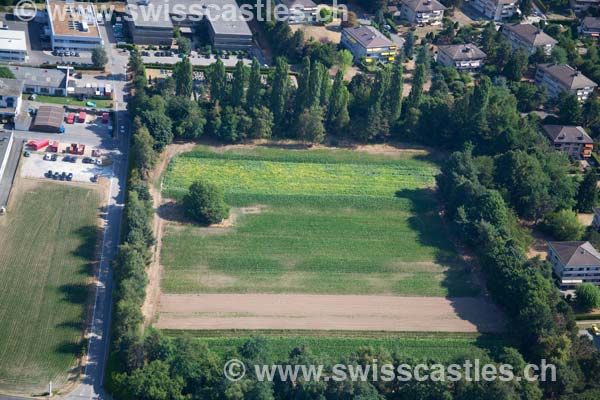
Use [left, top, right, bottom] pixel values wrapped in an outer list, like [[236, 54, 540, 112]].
[[9, 66, 70, 97], [46, 0, 104, 51], [0, 78, 24, 117], [0, 30, 28, 63], [126, 0, 253, 50]]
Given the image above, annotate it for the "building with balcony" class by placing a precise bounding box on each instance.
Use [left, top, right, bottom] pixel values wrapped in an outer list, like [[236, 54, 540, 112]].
[[547, 241, 600, 288], [436, 43, 486, 70], [400, 0, 446, 25], [542, 125, 594, 159], [502, 23, 557, 55], [535, 64, 597, 103], [470, 0, 518, 20], [341, 25, 398, 64], [0, 78, 24, 117], [580, 17, 600, 38], [277, 0, 318, 24]]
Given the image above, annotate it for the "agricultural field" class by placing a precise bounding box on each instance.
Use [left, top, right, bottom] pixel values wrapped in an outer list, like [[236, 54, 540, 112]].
[[164, 331, 509, 363], [161, 146, 477, 297], [0, 182, 100, 394]]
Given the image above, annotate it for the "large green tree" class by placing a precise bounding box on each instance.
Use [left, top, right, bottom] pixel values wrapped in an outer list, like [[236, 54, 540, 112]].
[[577, 169, 598, 213], [173, 57, 193, 98], [183, 180, 229, 225]]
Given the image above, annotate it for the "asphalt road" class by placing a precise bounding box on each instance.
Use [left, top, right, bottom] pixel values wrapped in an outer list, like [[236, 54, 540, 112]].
[[60, 21, 131, 400]]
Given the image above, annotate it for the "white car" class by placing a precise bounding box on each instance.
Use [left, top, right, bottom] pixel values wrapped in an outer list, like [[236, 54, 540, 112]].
[[43, 153, 51, 161]]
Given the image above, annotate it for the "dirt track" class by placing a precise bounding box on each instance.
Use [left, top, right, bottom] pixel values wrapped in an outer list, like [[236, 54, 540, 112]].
[[156, 294, 505, 332]]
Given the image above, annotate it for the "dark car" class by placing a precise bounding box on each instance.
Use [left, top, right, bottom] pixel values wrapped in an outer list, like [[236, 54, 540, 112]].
[[91, 174, 99, 183], [63, 155, 72, 162], [60, 172, 66, 180], [66, 173, 73, 181], [69, 156, 77, 163], [82, 157, 93, 164], [50, 154, 58, 161], [52, 172, 59, 180], [46, 170, 53, 178]]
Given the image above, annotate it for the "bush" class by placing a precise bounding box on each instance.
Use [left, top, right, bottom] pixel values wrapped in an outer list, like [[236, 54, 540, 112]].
[[540, 209, 584, 241], [183, 180, 229, 225], [575, 283, 600, 311]]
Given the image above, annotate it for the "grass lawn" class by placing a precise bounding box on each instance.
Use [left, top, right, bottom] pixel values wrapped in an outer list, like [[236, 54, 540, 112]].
[[0, 183, 100, 394], [161, 146, 477, 297], [23, 94, 113, 109], [164, 331, 508, 363]]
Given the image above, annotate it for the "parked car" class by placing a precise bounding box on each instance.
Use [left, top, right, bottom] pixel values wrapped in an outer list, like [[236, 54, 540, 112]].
[[592, 324, 599, 336], [59, 172, 66, 181], [43, 153, 51, 161], [46, 170, 53, 178], [66, 173, 73, 181], [52, 172, 59, 179], [95, 158, 103, 166], [28, 94, 36, 100], [63, 155, 72, 162], [86, 101, 96, 107], [91, 174, 99, 183], [50, 154, 58, 161], [69, 156, 77, 163], [24, 151, 30, 157], [82, 157, 93, 164]]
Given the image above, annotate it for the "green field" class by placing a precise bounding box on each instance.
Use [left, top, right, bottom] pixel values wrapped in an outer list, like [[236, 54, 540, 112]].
[[163, 331, 507, 363], [0, 183, 100, 394], [161, 146, 476, 296]]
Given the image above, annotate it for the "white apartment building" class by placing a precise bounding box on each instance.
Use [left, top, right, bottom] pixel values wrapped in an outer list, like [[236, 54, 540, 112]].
[[46, 0, 104, 51], [400, 0, 446, 25], [470, 0, 518, 21], [0, 30, 28, 62], [436, 44, 486, 70], [535, 64, 597, 103], [502, 23, 557, 55], [548, 241, 600, 288]]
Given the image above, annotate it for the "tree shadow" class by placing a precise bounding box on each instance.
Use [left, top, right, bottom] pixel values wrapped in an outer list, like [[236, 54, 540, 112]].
[[156, 200, 193, 224], [56, 319, 84, 330], [59, 283, 91, 305], [71, 225, 102, 276], [394, 187, 507, 332]]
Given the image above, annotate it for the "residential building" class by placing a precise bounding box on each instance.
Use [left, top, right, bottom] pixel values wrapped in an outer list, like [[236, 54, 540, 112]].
[[570, 0, 599, 14], [436, 43, 486, 70], [126, 0, 253, 50], [470, 0, 518, 20], [277, 0, 318, 24], [0, 78, 23, 117], [341, 25, 398, 64], [0, 30, 28, 62], [542, 125, 594, 159], [580, 17, 600, 38], [547, 241, 600, 288], [501, 23, 557, 55], [8, 66, 70, 97], [535, 64, 597, 102], [46, 0, 104, 51], [400, 0, 446, 25]]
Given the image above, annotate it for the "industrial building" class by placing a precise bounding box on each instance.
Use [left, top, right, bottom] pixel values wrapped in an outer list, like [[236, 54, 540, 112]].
[[31, 105, 65, 132], [0, 30, 28, 62], [46, 0, 104, 51], [0, 78, 24, 117], [126, 0, 253, 50], [9, 66, 70, 97]]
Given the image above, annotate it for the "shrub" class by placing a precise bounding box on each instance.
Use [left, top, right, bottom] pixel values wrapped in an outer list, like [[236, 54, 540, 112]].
[[575, 283, 600, 311], [541, 209, 584, 241], [183, 180, 229, 225]]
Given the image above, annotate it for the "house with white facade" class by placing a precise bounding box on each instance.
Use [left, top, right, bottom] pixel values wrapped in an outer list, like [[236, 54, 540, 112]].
[[278, 0, 318, 24], [502, 23, 557, 55], [0, 78, 24, 117], [548, 241, 600, 288], [341, 25, 398, 64], [542, 125, 594, 159], [470, 0, 518, 20], [436, 44, 486, 70], [535, 64, 597, 103], [0, 30, 28, 62], [46, 0, 104, 51], [400, 0, 446, 25]]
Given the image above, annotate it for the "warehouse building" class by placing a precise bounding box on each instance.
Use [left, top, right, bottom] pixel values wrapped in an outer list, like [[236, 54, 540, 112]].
[[31, 105, 65, 132], [0, 30, 28, 62], [9, 66, 70, 97]]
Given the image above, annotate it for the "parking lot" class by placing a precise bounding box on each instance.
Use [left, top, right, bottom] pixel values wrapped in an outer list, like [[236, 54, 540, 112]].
[[0, 12, 92, 66], [20, 151, 113, 183]]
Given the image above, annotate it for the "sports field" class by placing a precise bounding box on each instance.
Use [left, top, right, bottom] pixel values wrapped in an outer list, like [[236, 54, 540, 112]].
[[161, 146, 476, 297], [0, 181, 100, 394]]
